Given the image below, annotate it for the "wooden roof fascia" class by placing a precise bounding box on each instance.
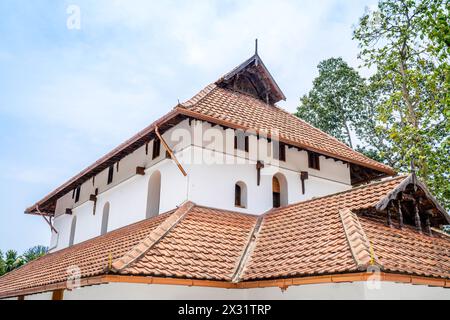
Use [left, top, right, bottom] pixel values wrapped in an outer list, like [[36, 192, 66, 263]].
[[217, 54, 286, 103], [2, 272, 449, 299], [375, 174, 450, 224]]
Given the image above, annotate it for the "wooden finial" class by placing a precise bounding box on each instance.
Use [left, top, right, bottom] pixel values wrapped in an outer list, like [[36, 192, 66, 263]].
[[255, 38, 258, 55]]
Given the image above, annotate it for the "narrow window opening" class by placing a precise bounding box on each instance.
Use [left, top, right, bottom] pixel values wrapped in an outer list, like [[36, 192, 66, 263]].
[[272, 177, 281, 208], [274, 142, 286, 161], [234, 131, 248, 152], [74, 186, 81, 203], [152, 139, 161, 160], [107, 165, 114, 185], [308, 152, 320, 170], [234, 181, 247, 208], [235, 184, 242, 207], [272, 174, 288, 208]]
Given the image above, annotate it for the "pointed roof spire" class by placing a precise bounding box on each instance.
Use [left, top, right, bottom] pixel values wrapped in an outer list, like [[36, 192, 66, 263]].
[[215, 40, 286, 104]]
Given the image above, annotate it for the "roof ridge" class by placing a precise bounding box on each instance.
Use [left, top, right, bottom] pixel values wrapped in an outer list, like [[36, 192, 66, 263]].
[[111, 201, 195, 272], [339, 209, 380, 270], [230, 215, 265, 283]]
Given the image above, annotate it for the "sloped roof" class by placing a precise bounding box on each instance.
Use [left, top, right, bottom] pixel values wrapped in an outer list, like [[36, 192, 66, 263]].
[[179, 84, 394, 175], [25, 55, 394, 216], [215, 53, 286, 104], [3, 176, 450, 298]]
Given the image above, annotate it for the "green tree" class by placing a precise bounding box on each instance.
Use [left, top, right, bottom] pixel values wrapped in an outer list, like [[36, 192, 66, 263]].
[[296, 57, 366, 148], [23, 245, 48, 263], [353, 0, 450, 209], [0, 251, 6, 276], [0, 246, 48, 277], [4, 250, 25, 273]]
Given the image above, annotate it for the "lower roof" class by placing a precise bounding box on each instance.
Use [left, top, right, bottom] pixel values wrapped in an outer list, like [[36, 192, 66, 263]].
[[2, 176, 449, 298]]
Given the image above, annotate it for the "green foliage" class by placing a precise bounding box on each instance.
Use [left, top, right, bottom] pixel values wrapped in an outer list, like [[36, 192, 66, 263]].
[[4, 250, 24, 273], [23, 245, 48, 263], [296, 0, 449, 210], [353, 0, 449, 210], [0, 246, 48, 277], [0, 251, 5, 276], [295, 57, 366, 148]]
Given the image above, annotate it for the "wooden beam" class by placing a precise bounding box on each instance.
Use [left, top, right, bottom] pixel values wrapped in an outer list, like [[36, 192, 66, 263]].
[[42, 216, 58, 234], [89, 194, 97, 202], [300, 171, 309, 195], [155, 126, 187, 177], [414, 200, 422, 233], [397, 200, 404, 229], [426, 215, 432, 236], [51, 289, 64, 301], [256, 161, 264, 186], [136, 167, 146, 176], [65, 208, 73, 215], [387, 205, 392, 228]]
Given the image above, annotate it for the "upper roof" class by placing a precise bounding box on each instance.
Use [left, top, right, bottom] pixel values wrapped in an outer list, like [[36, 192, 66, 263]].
[[215, 53, 286, 104], [3, 176, 449, 298], [25, 54, 395, 215], [179, 83, 394, 176]]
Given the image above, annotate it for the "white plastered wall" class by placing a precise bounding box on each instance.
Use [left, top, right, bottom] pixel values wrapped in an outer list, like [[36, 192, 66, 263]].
[[10, 281, 449, 300], [50, 119, 352, 251]]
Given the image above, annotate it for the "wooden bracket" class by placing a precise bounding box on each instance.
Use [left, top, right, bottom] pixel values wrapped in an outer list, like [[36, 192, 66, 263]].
[[136, 166, 146, 176], [52, 289, 64, 300], [155, 126, 187, 177], [300, 171, 309, 195], [256, 161, 264, 186], [42, 216, 58, 234], [65, 208, 73, 215]]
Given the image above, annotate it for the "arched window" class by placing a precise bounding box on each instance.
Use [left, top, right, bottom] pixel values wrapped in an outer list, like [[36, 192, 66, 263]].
[[146, 171, 161, 219], [273, 173, 288, 208], [69, 216, 77, 247], [101, 202, 110, 235], [235, 181, 247, 208]]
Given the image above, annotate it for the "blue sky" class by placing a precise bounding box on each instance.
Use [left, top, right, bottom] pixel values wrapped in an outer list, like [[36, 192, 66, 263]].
[[0, 0, 377, 254]]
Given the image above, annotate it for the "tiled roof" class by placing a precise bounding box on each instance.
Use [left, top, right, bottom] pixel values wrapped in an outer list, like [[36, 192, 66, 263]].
[[1, 176, 449, 298], [0, 212, 171, 297], [180, 84, 395, 175], [360, 215, 450, 279], [26, 74, 394, 215], [118, 206, 257, 280], [240, 176, 405, 280]]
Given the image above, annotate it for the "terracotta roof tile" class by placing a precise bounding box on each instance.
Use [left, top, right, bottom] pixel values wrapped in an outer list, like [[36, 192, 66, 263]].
[[119, 206, 257, 281], [240, 176, 406, 280], [180, 85, 394, 175], [360, 215, 450, 279], [0, 212, 171, 296], [1, 176, 449, 298]]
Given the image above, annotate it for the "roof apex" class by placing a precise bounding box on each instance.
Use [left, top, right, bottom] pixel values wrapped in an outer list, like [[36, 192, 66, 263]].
[[215, 53, 286, 104]]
